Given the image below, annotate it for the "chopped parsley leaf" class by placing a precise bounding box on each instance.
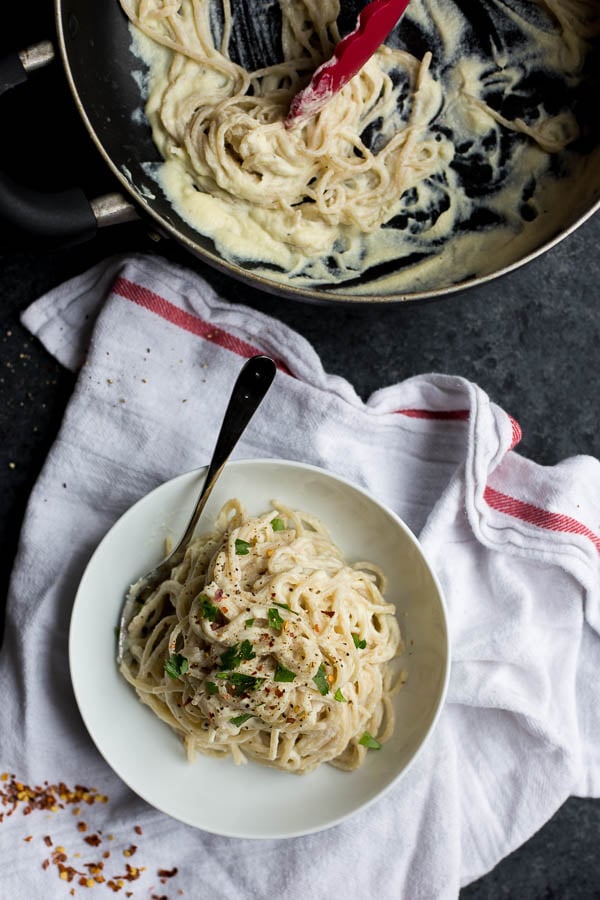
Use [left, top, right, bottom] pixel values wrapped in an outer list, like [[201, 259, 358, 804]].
[[205, 681, 218, 695], [239, 639, 256, 660], [273, 602, 291, 611], [271, 517, 285, 531], [268, 607, 285, 631], [313, 664, 329, 695], [245, 617, 255, 628], [274, 663, 296, 682], [216, 672, 264, 696], [164, 653, 189, 680], [352, 634, 367, 650], [219, 644, 241, 669], [198, 594, 219, 621], [235, 538, 251, 555], [230, 713, 254, 727], [334, 688, 346, 702], [219, 640, 256, 669], [359, 731, 382, 750]]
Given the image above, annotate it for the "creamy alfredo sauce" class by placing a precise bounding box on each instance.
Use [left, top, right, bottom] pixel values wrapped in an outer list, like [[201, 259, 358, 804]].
[[125, 0, 600, 296]]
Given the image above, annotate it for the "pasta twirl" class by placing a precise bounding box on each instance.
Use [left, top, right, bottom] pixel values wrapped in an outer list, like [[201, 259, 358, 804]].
[[120, 500, 403, 773]]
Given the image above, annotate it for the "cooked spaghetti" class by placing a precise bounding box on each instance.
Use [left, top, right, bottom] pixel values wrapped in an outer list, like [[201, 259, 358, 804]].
[[120, 500, 402, 772], [120, 0, 600, 292]]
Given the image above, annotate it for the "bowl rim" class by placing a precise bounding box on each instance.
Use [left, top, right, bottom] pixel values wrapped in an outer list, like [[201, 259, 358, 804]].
[[69, 456, 451, 838]]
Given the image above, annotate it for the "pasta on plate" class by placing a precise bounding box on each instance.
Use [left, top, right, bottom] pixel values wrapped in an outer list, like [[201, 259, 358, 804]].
[[120, 500, 403, 773]]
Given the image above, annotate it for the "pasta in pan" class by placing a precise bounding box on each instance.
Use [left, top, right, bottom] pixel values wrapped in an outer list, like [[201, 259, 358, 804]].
[[120, 0, 600, 292], [120, 500, 403, 773]]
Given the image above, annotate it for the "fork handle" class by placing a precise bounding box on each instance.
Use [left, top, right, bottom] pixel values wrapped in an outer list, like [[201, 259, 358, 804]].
[[175, 355, 277, 555]]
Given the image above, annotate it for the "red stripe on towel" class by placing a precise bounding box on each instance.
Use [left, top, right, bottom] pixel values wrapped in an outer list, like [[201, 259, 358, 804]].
[[508, 415, 522, 449], [484, 485, 600, 552], [112, 277, 291, 373]]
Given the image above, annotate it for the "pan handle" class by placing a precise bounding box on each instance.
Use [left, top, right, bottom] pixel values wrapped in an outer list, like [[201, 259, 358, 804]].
[[0, 41, 138, 245]]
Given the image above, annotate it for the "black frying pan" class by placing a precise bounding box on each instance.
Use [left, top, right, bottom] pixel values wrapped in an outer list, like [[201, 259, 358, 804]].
[[1, 0, 600, 304]]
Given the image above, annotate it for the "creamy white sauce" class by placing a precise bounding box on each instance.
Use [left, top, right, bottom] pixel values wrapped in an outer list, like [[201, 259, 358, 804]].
[[125, 0, 600, 296]]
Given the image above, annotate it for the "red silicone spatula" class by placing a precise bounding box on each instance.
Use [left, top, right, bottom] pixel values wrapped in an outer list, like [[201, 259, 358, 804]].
[[285, 0, 412, 127]]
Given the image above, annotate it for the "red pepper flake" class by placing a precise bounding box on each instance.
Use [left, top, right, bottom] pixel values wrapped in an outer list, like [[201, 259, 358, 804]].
[[0, 774, 108, 816], [158, 867, 179, 878], [4, 773, 179, 894], [84, 834, 102, 847]]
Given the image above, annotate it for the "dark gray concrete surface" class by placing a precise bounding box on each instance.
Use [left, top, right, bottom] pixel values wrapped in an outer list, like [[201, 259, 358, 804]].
[[1, 2, 599, 895]]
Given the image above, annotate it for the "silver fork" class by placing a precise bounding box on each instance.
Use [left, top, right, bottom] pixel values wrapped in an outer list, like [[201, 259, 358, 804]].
[[116, 354, 277, 664]]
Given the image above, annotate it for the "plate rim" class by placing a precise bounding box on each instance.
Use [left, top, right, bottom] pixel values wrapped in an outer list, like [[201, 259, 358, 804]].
[[69, 457, 451, 838]]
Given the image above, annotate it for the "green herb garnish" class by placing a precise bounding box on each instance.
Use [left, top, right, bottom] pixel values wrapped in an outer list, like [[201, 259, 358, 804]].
[[272, 602, 291, 611], [313, 664, 329, 695], [239, 639, 256, 660], [230, 713, 254, 727], [352, 634, 367, 650], [219, 640, 256, 670], [359, 731, 382, 750], [274, 663, 296, 683], [245, 617, 255, 628], [216, 672, 264, 696], [219, 644, 241, 669], [205, 681, 218, 695], [198, 594, 219, 622], [334, 688, 346, 702], [268, 607, 285, 632], [235, 538, 251, 555], [271, 517, 285, 531], [164, 653, 189, 680]]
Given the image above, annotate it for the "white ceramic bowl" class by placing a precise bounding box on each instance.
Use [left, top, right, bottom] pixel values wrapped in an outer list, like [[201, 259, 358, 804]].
[[69, 458, 450, 838]]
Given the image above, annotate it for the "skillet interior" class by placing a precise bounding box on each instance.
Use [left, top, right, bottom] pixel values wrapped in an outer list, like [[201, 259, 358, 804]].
[[56, 0, 600, 304]]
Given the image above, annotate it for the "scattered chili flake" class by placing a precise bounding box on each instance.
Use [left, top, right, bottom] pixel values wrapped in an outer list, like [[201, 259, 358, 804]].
[[5, 774, 179, 895], [158, 867, 179, 878], [84, 834, 102, 847], [0, 775, 108, 817]]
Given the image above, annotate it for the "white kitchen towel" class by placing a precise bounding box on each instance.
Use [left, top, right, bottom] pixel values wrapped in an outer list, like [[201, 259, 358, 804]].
[[1, 252, 599, 899]]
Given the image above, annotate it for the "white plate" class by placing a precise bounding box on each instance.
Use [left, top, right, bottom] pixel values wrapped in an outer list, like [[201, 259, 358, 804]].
[[69, 458, 449, 838]]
